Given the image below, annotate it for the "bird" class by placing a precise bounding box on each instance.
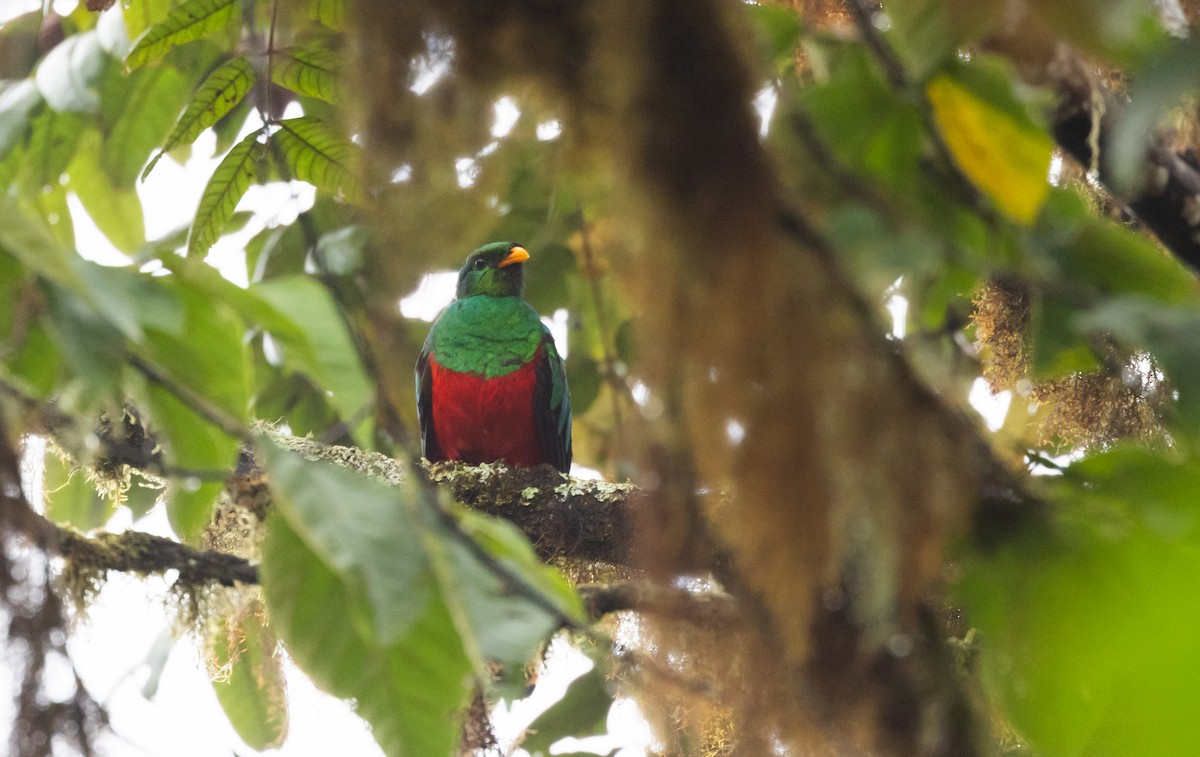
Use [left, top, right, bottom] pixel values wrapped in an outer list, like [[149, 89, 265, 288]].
[[416, 242, 572, 472]]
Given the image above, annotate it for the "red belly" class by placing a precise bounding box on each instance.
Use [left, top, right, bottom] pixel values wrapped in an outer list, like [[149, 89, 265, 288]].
[[429, 356, 545, 467]]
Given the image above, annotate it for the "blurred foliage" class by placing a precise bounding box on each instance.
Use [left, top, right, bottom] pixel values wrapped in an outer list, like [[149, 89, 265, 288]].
[[3, 0, 1200, 754]]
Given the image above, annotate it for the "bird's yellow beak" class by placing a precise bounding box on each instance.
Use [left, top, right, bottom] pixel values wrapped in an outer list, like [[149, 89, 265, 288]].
[[497, 246, 530, 268]]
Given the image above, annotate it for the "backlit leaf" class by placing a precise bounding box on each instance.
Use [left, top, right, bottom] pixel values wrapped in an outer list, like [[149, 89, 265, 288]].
[[310, 0, 345, 30], [101, 60, 190, 188], [187, 129, 266, 258], [145, 55, 255, 180], [69, 132, 146, 253], [271, 45, 341, 104], [124, 0, 238, 71], [210, 604, 288, 750], [258, 442, 472, 756], [272, 116, 365, 204]]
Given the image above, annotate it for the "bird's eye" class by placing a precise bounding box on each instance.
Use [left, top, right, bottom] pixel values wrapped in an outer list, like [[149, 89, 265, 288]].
[[472, 259, 487, 271]]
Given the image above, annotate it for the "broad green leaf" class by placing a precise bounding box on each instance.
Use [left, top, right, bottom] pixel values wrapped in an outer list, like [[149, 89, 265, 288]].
[[69, 132, 147, 253], [522, 663, 614, 754], [961, 474, 1200, 755], [141, 277, 249, 421], [885, 0, 1005, 79], [310, 0, 345, 30], [253, 276, 372, 428], [23, 108, 86, 190], [0, 80, 42, 157], [4, 322, 62, 398], [133, 278, 248, 540], [144, 55, 255, 180], [435, 507, 584, 669], [124, 0, 238, 71], [34, 31, 108, 113], [43, 452, 114, 531], [258, 441, 472, 756], [211, 605, 288, 750], [100, 61, 190, 189], [187, 129, 266, 258], [42, 281, 125, 409], [272, 117, 365, 204], [0, 194, 77, 288], [926, 67, 1053, 225], [123, 0, 172, 42], [143, 383, 237, 542], [70, 257, 183, 342], [1056, 218, 1198, 304], [271, 45, 341, 104], [801, 44, 924, 193]]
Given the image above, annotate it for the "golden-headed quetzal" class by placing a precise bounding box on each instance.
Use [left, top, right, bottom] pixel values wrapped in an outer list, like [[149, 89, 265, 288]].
[[416, 242, 572, 472]]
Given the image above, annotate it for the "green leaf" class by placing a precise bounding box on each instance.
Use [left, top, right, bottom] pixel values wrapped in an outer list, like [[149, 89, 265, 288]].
[[884, 0, 1005, 79], [801, 44, 924, 194], [42, 281, 126, 407], [271, 45, 341, 104], [123, 0, 172, 42], [211, 605, 289, 750], [145, 55, 255, 180], [4, 322, 62, 398], [187, 129, 266, 258], [0, 196, 76, 287], [143, 384, 236, 542], [522, 663, 614, 754], [101, 61, 190, 189], [310, 0, 345, 30], [254, 276, 373, 428], [34, 31, 108, 113], [926, 61, 1053, 225], [436, 507, 584, 669], [272, 117, 365, 204], [136, 278, 249, 540], [961, 472, 1200, 755], [0, 80, 43, 157], [124, 0, 239, 71], [69, 132, 147, 253], [258, 441, 472, 757], [43, 453, 114, 531], [23, 107, 86, 190]]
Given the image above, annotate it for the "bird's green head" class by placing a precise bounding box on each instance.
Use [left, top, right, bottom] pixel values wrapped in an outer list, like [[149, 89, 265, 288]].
[[455, 241, 529, 299]]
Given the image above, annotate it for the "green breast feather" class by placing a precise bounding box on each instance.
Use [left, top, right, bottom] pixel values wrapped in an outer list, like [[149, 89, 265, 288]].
[[430, 296, 546, 378]]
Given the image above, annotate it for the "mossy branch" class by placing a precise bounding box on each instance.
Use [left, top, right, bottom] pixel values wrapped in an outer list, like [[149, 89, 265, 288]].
[[4, 418, 640, 593]]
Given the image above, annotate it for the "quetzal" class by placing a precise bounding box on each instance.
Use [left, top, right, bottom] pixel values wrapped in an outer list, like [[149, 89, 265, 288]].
[[416, 242, 573, 472]]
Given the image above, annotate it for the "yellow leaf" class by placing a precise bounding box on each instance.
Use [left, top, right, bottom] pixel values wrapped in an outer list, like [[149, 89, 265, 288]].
[[927, 74, 1053, 225]]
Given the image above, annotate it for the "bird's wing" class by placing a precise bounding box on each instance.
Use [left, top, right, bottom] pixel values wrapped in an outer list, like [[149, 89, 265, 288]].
[[415, 334, 443, 462], [535, 326, 573, 472]]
